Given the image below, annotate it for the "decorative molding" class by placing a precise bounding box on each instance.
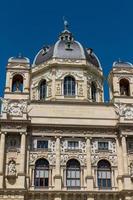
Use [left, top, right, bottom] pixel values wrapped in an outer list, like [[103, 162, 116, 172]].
[[29, 152, 56, 165], [1, 99, 28, 117], [60, 154, 86, 166], [115, 103, 133, 119], [56, 70, 84, 80]]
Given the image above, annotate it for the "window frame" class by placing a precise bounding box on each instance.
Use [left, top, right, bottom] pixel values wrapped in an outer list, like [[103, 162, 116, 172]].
[[98, 141, 109, 151], [67, 141, 79, 150], [39, 79, 47, 100], [66, 159, 81, 188], [64, 76, 76, 97], [34, 159, 49, 188], [97, 160, 112, 190]]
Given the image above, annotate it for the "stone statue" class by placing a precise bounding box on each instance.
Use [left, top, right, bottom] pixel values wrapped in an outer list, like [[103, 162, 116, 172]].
[[8, 160, 16, 175]]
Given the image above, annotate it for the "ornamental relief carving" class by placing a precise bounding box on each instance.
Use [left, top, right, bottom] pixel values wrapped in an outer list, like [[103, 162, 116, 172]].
[[1, 98, 28, 117], [30, 152, 56, 165], [91, 154, 117, 167], [91, 140, 116, 154], [55, 83, 62, 96], [115, 103, 133, 119], [91, 139, 117, 166], [61, 154, 86, 166], [57, 58, 81, 64], [78, 83, 84, 97], [56, 70, 84, 80], [32, 72, 52, 88], [49, 140, 56, 152], [61, 140, 86, 153]]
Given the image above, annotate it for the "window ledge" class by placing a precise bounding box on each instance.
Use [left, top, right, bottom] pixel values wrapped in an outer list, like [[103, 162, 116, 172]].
[[66, 149, 82, 152]]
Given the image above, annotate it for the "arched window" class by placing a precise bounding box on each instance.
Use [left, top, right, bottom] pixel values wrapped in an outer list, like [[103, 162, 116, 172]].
[[39, 80, 47, 100], [12, 74, 23, 92], [97, 160, 111, 189], [64, 76, 75, 96], [120, 79, 130, 96], [35, 158, 49, 188], [91, 81, 97, 102], [66, 159, 80, 187]]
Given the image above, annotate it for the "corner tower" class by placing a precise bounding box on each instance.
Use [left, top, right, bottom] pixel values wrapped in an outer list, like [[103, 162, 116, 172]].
[[108, 60, 133, 103], [4, 54, 30, 100]]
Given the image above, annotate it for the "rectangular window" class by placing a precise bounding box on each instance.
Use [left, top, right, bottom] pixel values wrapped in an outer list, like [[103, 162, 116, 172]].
[[128, 141, 133, 151], [68, 141, 79, 150], [37, 140, 48, 149], [98, 142, 108, 151]]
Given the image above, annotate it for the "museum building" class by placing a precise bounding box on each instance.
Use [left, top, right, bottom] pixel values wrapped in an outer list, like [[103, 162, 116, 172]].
[[0, 23, 133, 200]]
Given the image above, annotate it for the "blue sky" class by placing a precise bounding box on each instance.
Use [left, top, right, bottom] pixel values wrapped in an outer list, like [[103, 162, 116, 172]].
[[0, 0, 133, 100]]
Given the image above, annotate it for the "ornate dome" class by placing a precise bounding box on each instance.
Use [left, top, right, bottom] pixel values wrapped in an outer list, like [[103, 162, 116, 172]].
[[33, 25, 101, 69], [8, 53, 30, 64], [113, 60, 133, 68]]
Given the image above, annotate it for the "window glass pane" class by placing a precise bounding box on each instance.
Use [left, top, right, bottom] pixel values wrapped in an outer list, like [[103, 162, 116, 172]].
[[45, 178, 48, 186], [67, 180, 70, 187], [37, 140, 48, 149], [68, 141, 79, 149], [67, 170, 71, 178], [45, 170, 49, 178], [102, 171, 106, 179], [106, 171, 111, 178], [40, 170, 45, 178], [71, 180, 75, 186], [107, 179, 111, 188], [98, 142, 108, 150], [64, 76, 75, 96], [75, 171, 80, 178], [71, 170, 75, 178], [36, 170, 40, 178], [76, 180, 80, 186]]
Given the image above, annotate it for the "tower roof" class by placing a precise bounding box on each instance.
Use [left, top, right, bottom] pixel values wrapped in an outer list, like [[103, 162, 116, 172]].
[[33, 24, 102, 69]]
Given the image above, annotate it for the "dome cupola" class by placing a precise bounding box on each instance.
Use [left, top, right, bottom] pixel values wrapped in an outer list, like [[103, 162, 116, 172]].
[[33, 22, 102, 69]]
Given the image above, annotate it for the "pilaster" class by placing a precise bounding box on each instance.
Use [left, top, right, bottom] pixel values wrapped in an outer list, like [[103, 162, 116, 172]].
[[54, 137, 62, 190], [18, 132, 27, 189], [0, 132, 6, 188], [86, 137, 93, 190], [121, 135, 131, 190]]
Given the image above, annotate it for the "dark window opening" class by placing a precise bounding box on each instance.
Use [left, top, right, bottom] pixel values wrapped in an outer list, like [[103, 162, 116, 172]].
[[64, 76, 75, 96], [98, 142, 109, 151], [12, 74, 23, 92], [91, 82, 97, 102], [35, 159, 49, 188], [39, 80, 47, 100], [37, 140, 48, 149], [97, 160, 111, 189], [120, 79, 130, 96], [66, 159, 80, 188]]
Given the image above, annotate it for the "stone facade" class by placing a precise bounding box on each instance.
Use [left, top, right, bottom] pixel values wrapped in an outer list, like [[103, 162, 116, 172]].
[[0, 24, 133, 200]]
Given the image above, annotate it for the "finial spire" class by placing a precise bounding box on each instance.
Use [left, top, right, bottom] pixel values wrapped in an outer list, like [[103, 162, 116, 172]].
[[63, 16, 69, 30]]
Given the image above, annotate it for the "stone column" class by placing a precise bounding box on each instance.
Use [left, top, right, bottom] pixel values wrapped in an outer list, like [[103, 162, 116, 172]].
[[0, 132, 6, 173], [54, 137, 62, 189], [52, 68, 56, 99], [20, 132, 26, 174], [5, 71, 11, 92], [121, 135, 131, 190], [31, 167, 35, 187], [121, 136, 128, 175], [116, 137, 123, 190], [0, 132, 6, 188], [86, 137, 93, 190], [18, 132, 27, 189]]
